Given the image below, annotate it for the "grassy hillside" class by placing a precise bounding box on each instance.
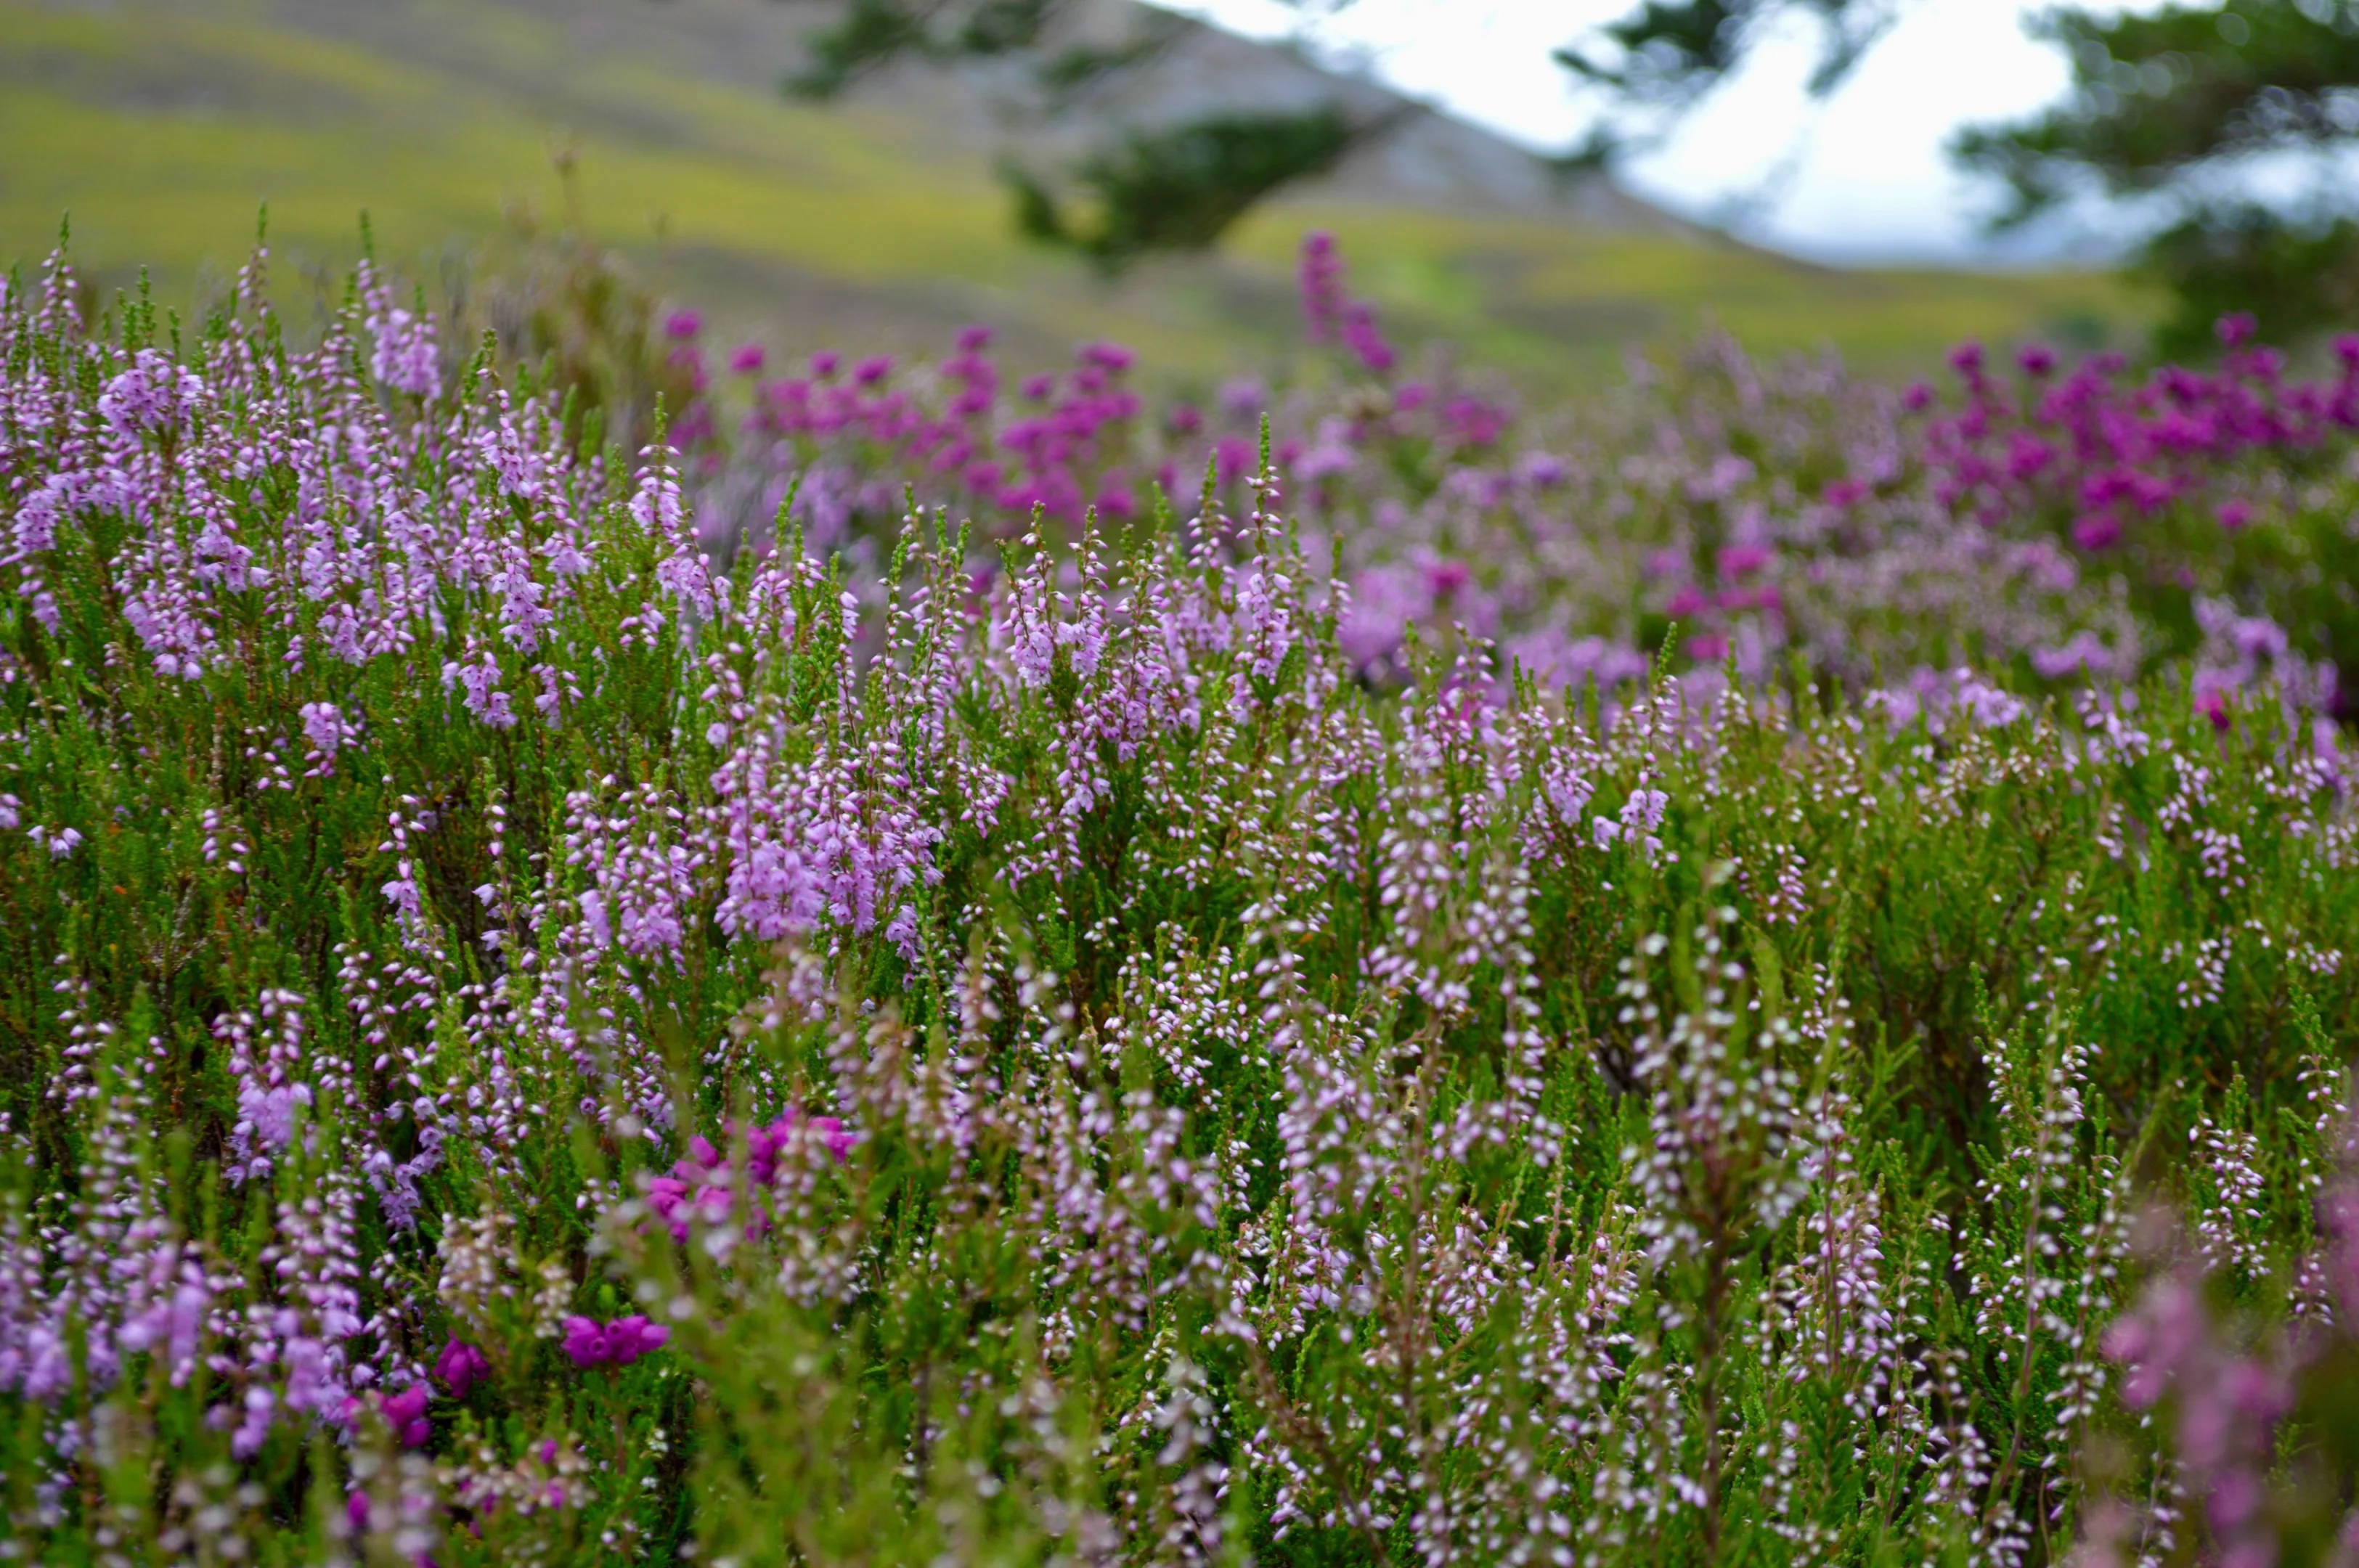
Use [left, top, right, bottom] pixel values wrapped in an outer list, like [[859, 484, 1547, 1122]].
[[0, 0, 2151, 383]]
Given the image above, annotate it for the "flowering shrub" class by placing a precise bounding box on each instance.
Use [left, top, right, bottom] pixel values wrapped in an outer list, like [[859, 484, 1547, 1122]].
[[664, 234, 2358, 747], [0, 235, 2354, 1564]]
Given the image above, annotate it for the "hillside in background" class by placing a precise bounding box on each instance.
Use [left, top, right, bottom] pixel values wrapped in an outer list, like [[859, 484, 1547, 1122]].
[[0, 0, 2151, 385]]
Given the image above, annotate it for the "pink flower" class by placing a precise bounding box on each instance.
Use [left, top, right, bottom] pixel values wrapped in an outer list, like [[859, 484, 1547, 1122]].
[[2195, 686, 2232, 733], [728, 343, 766, 375], [2070, 512, 2122, 552], [561, 1315, 664, 1369], [663, 310, 702, 340], [433, 1337, 489, 1398], [346, 1386, 432, 1448], [1718, 544, 1771, 580], [383, 1385, 431, 1447]]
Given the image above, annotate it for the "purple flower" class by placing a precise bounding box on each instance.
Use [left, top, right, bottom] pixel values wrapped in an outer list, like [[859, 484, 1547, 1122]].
[[1664, 586, 1709, 619], [345, 1386, 431, 1449], [2195, 686, 2233, 733], [2070, 512, 2122, 552], [1717, 544, 1772, 580], [433, 1337, 489, 1399], [663, 309, 703, 340], [563, 1314, 669, 1369], [608, 1315, 669, 1365], [561, 1316, 611, 1368], [383, 1385, 431, 1447], [728, 343, 767, 375]]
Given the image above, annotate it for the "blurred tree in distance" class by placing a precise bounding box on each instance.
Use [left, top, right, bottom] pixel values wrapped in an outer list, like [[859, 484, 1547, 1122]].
[[1569, 0, 2359, 353], [769, 0, 2359, 351], [773, 0, 1387, 274]]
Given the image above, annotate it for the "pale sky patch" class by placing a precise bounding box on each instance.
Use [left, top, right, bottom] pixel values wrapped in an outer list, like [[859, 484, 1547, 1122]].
[[1145, 0, 2167, 263]]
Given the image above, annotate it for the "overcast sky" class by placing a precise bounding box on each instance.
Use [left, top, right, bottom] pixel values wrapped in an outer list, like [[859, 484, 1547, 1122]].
[[1146, 0, 2144, 264]]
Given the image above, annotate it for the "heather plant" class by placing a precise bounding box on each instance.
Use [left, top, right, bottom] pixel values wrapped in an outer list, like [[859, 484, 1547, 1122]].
[[0, 234, 2354, 1567], [667, 234, 2358, 746]]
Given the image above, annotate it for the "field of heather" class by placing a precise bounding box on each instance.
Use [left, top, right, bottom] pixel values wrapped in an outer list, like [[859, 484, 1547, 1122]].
[[1, 229, 2356, 1567]]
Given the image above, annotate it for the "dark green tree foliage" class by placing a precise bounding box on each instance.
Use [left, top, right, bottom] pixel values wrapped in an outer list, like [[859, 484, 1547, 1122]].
[[2141, 204, 2359, 356], [1560, 0, 2359, 351], [1003, 106, 1369, 276], [1556, 0, 1900, 108], [783, 0, 1060, 99], [1954, 0, 2359, 354], [781, 0, 1358, 269], [1955, 2, 2359, 221]]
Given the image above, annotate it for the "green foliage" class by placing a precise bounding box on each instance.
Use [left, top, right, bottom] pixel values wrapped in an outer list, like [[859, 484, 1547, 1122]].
[[2139, 202, 2359, 357], [1954, 1, 2359, 225], [1556, 0, 1900, 107], [0, 256, 2353, 1564], [1003, 107, 1370, 276], [784, 0, 1062, 100]]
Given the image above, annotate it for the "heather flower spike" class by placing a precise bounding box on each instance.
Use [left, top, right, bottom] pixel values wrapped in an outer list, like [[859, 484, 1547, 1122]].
[[0, 231, 2350, 1566]]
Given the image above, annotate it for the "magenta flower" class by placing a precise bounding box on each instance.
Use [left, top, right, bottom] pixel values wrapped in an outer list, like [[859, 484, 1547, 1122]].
[[2195, 686, 2233, 732], [1717, 544, 1772, 580], [383, 1385, 431, 1447], [662, 309, 703, 340], [561, 1315, 610, 1368], [346, 1386, 432, 1448], [607, 1315, 669, 1364], [2071, 512, 2122, 552], [728, 343, 767, 375], [433, 1337, 489, 1398], [563, 1314, 669, 1369]]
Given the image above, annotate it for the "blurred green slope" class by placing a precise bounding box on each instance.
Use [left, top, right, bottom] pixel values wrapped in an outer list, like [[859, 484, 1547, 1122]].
[[0, 0, 2151, 383]]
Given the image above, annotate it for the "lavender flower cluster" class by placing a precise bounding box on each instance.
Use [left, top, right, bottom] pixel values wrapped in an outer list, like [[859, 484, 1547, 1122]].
[[669, 234, 2356, 758], [0, 234, 2353, 1566]]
